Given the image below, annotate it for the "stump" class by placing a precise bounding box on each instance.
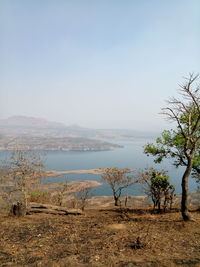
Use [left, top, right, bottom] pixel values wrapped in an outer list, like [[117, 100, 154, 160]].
[[10, 201, 26, 216]]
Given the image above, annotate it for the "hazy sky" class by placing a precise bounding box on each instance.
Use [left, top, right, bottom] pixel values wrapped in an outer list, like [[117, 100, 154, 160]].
[[0, 0, 199, 131]]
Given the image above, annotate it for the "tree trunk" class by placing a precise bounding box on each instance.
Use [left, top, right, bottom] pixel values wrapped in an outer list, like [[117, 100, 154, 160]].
[[158, 200, 161, 213], [11, 202, 26, 216], [181, 161, 192, 221], [22, 187, 28, 213], [163, 198, 167, 212], [170, 194, 174, 210], [114, 196, 120, 206]]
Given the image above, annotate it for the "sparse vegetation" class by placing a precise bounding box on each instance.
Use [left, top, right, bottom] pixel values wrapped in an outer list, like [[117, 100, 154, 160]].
[[29, 190, 51, 204], [101, 167, 137, 206], [144, 74, 200, 221], [51, 182, 69, 206], [0, 207, 199, 266], [0, 76, 199, 265], [1, 150, 45, 215], [139, 168, 175, 212], [1, 0, 199, 262], [74, 186, 94, 211]]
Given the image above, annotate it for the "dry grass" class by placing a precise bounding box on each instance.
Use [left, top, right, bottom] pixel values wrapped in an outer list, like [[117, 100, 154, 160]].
[[0, 207, 200, 267]]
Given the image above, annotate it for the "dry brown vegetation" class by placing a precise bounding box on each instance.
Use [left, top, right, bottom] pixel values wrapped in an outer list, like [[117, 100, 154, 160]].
[[0, 206, 200, 267]]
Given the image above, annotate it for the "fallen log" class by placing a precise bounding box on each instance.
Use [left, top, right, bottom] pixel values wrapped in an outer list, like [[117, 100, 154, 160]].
[[28, 208, 67, 215], [28, 202, 83, 215]]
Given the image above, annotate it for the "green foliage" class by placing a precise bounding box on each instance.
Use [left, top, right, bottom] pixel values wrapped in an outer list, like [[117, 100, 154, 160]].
[[144, 128, 200, 172], [29, 190, 51, 203], [51, 182, 69, 206], [52, 192, 64, 206], [141, 169, 174, 193], [144, 75, 200, 181], [140, 168, 175, 211], [151, 172, 173, 193], [144, 74, 200, 220]]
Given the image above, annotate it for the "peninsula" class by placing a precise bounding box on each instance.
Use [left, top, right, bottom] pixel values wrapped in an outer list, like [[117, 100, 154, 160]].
[[44, 168, 134, 177], [0, 116, 123, 151]]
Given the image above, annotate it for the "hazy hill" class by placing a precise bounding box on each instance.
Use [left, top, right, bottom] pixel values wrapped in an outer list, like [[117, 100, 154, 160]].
[[0, 116, 91, 137], [0, 116, 159, 151], [0, 116, 65, 129], [0, 116, 123, 151], [0, 116, 158, 139]]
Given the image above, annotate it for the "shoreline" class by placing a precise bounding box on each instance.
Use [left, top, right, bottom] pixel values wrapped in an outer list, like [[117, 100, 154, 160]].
[[40, 180, 102, 194], [44, 168, 135, 177], [44, 168, 104, 177]]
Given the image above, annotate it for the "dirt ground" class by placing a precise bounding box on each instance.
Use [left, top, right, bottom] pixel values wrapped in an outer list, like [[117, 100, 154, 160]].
[[0, 206, 200, 267]]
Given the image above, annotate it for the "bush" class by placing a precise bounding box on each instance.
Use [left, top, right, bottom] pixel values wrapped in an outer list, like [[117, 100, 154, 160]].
[[29, 190, 51, 203]]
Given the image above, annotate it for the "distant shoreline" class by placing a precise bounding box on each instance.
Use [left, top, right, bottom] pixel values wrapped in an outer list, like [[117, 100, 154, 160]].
[[44, 168, 103, 176], [44, 168, 135, 177], [0, 147, 122, 152]]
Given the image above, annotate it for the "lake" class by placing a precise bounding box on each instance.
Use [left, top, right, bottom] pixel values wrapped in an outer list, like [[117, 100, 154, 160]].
[[0, 138, 198, 196]]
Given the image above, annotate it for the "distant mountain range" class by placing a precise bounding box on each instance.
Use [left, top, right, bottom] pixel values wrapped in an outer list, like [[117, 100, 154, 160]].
[[0, 116, 157, 151], [0, 116, 65, 128], [0, 116, 119, 151]]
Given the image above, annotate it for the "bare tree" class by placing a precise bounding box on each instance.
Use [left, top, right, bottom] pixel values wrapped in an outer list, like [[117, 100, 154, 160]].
[[74, 186, 94, 211], [2, 150, 45, 214], [102, 167, 136, 206], [144, 73, 200, 220], [53, 182, 69, 206]]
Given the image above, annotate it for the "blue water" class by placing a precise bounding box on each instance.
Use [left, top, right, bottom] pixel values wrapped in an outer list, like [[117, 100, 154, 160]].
[[0, 138, 198, 196]]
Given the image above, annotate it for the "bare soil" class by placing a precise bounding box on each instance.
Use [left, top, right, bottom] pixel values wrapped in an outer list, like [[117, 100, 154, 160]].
[[0, 206, 200, 267]]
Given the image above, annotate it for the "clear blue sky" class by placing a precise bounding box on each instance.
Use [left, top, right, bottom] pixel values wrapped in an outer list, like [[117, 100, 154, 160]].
[[0, 0, 199, 131]]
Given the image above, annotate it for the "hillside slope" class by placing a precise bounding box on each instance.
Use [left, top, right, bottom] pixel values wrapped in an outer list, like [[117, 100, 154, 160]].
[[0, 207, 199, 266]]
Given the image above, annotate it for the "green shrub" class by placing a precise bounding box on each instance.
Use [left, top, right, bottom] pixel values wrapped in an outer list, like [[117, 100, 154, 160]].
[[29, 190, 51, 203]]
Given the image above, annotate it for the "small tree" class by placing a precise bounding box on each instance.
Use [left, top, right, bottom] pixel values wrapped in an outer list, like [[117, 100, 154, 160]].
[[3, 150, 45, 213], [53, 182, 68, 206], [144, 74, 200, 221], [139, 168, 175, 212], [102, 167, 136, 206], [75, 186, 94, 211]]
